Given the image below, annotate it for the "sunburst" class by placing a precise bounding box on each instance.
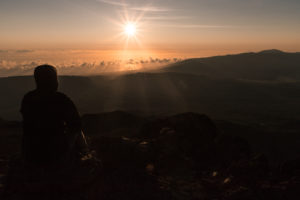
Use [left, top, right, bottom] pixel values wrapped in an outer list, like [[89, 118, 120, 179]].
[[124, 22, 137, 37], [108, 4, 148, 48]]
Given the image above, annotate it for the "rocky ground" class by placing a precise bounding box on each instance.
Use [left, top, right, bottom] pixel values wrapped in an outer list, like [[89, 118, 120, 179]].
[[0, 112, 299, 200]]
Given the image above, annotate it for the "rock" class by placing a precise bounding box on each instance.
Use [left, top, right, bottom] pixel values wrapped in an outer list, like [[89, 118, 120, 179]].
[[226, 154, 269, 183], [82, 111, 145, 136], [141, 112, 217, 139], [91, 136, 149, 173], [280, 158, 300, 177], [214, 134, 252, 168], [140, 113, 218, 173]]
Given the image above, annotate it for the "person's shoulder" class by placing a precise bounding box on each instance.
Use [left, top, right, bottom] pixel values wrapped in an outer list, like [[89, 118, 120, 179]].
[[55, 91, 69, 99], [21, 90, 38, 111], [22, 90, 38, 100], [55, 92, 74, 103]]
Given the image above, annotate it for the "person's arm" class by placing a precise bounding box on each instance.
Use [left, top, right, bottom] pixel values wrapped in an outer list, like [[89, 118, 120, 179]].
[[63, 95, 82, 150], [20, 93, 34, 161], [20, 95, 27, 159]]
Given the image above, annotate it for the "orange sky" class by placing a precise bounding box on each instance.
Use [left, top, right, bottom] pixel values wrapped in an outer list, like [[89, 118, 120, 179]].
[[1, 0, 300, 75]]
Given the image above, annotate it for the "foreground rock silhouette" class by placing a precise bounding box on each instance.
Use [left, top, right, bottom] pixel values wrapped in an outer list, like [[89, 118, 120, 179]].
[[0, 111, 299, 200]]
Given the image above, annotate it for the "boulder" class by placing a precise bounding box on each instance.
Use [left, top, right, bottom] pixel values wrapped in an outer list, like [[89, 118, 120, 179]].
[[214, 134, 252, 168], [140, 113, 218, 172]]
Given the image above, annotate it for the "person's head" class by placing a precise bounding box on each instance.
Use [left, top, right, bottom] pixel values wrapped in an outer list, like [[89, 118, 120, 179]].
[[34, 65, 58, 92]]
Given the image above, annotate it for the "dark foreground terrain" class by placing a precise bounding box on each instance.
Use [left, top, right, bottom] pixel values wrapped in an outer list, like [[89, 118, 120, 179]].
[[0, 111, 299, 200]]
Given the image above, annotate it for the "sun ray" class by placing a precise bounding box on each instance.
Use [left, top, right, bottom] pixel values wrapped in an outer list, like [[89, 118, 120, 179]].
[[102, 3, 150, 70]]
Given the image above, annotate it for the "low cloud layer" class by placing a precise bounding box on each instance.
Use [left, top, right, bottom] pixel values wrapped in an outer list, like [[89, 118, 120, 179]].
[[0, 57, 181, 77]]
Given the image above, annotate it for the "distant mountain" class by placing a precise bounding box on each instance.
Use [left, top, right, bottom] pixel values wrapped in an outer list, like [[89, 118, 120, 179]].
[[162, 50, 300, 80], [258, 49, 285, 54], [2, 50, 300, 121]]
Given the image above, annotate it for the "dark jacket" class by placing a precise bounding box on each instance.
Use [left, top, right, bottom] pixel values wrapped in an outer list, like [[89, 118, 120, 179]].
[[20, 89, 81, 164]]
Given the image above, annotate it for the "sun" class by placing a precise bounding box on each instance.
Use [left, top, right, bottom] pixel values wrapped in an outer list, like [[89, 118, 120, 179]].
[[124, 23, 137, 37]]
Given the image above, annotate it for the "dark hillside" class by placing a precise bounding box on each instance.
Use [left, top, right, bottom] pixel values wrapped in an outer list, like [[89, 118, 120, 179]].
[[163, 50, 300, 80]]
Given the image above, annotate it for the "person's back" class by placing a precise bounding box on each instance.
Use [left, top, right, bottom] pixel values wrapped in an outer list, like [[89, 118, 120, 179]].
[[21, 65, 82, 165]]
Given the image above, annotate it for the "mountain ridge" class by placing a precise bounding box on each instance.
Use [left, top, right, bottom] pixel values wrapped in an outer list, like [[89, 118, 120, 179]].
[[161, 49, 300, 80]]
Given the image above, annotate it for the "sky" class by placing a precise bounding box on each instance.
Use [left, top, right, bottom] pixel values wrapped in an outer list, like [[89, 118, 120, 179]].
[[0, 0, 300, 75]]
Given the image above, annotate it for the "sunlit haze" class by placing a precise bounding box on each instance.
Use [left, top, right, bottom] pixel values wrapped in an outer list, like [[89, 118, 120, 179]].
[[1, 0, 300, 76]]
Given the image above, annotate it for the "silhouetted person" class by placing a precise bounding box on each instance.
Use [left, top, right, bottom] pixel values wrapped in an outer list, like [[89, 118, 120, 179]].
[[20, 65, 84, 165]]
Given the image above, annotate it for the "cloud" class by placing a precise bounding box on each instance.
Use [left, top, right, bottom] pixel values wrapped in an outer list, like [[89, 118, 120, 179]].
[[97, 0, 128, 7], [96, 0, 171, 12], [0, 61, 40, 77], [159, 24, 231, 29], [15, 49, 35, 53], [143, 16, 190, 21], [131, 6, 171, 12]]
